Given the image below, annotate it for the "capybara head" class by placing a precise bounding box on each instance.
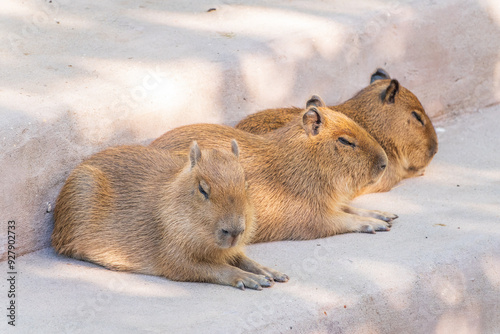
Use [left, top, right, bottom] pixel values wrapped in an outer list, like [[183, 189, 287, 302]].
[[347, 69, 438, 178], [296, 96, 388, 192], [187, 140, 254, 250]]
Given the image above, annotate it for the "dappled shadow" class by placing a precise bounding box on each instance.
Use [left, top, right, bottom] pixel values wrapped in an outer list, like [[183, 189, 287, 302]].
[[15, 227, 500, 333], [2, 0, 500, 331], [12, 104, 500, 332]]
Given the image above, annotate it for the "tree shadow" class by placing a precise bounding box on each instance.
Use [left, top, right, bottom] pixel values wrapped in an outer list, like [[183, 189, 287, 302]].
[[1, 3, 500, 318]]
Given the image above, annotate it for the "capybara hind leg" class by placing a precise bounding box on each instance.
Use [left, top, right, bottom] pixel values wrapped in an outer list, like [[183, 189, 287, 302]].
[[235, 255, 289, 283], [177, 263, 274, 290], [342, 205, 398, 222]]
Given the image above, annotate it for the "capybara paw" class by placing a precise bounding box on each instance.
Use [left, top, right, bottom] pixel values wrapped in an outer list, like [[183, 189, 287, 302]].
[[258, 267, 289, 283], [247, 264, 289, 283], [381, 212, 398, 222], [234, 274, 274, 290], [253, 274, 274, 288], [358, 221, 391, 234], [370, 210, 398, 222], [272, 272, 289, 283]]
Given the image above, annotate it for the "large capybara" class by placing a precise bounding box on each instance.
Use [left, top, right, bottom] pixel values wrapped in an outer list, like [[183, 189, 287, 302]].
[[151, 101, 398, 243], [235, 69, 438, 195], [52, 142, 288, 290]]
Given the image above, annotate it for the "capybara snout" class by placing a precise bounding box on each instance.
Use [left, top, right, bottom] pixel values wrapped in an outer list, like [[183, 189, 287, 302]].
[[216, 214, 246, 248]]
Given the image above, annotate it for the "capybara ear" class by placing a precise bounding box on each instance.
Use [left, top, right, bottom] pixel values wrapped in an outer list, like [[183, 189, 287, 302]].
[[302, 107, 323, 136], [189, 141, 202, 169], [306, 95, 326, 109], [381, 79, 400, 104], [370, 68, 391, 83], [230, 139, 239, 158]]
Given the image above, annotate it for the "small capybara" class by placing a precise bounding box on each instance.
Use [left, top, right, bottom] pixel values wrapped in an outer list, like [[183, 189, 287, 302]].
[[151, 100, 397, 243], [235, 69, 438, 195], [52, 142, 288, 290]]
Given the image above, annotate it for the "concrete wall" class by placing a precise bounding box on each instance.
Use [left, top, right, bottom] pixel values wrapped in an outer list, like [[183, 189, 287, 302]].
[[1, 0, 499, 259]]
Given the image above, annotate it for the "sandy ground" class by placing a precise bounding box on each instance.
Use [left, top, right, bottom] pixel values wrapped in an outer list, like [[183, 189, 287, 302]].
[[2, 105, 499, 333]]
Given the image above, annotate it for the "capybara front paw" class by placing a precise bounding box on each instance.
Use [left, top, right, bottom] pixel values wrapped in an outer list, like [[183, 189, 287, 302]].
[[263, 268, 289, 283], [358, 220, 391, 234], [272, 272, 289, 283], [379, 212, 398, 222], [234, 273, 274, 290], [369, 210, 398, 222]]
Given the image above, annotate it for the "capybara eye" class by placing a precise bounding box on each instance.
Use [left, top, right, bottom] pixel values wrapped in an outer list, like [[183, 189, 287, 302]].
[[198, 183, 209, 199], [412, 111, 424, 126], [338, 137, 356, 148], [221, 229, 229, 235]]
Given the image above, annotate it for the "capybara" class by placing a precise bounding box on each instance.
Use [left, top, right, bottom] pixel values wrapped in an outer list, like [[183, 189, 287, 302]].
[[52, 142, 288, 290], [235, 69, 438, 195], [151, 102, 397, 243]]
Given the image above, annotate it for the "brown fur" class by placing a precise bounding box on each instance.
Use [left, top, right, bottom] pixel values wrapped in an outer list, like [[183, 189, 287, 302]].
[[151, 106, 397, 243], [235, 70, 438, 195], [52, 143, 288, 290]]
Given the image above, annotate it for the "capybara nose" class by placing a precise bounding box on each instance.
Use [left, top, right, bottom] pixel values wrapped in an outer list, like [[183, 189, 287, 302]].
[[222, 227, 245, 238], [378, 153, 388, 171], [429, 141, 438, 158]]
